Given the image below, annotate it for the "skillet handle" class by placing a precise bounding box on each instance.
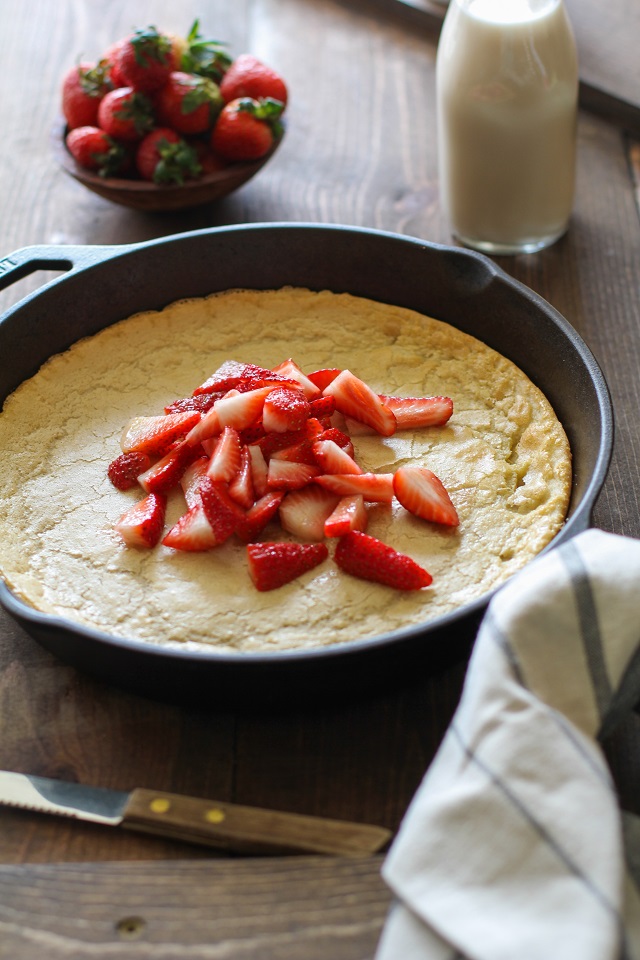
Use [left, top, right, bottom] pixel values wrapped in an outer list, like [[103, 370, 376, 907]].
[[0, 244, 121, 298]]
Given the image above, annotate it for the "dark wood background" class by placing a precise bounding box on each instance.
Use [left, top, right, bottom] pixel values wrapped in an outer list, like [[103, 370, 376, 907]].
[[0, 0, 639, 956]]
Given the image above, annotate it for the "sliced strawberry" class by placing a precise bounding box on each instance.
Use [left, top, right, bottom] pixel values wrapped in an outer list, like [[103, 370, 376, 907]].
[[198, 476, 245, 542], [303, 417, 326, 436], [269, 438, 318, 466], [216, 385, 275, 430], [164, 392, 223, 415], [180, 456, 209, 508], [318, 427, 355, 459], [239, 421, 266, 445], [241, 373, 300, 392], [188, 386, 274, 445], [194, 360, 246, 395], [393, 466, 459, 527], [229, 445, 255, 508], [279, 485, 340, 541], [194, 360, 274, 395], [259, 418, 324, 460], [162, 502, 221, 551], [121, 412, 201, 457], [334, 531, 432, 590], [262, 387, 311, 433], [308, 395, 336, 419], [307, 417, 327, 437], [324, 495, 368, 538], [323, 370, 396, 437], [307, 368, 342, 391], [342, 416, 376, 436], [236, 491, 284, 543], [259, 427, 308, 460], [247, 541, 329, 591], [194, 361, 295, 396], [114, 492, 167, 548], [316, 472, 394, 503], [108, 451, 152, 490], [379, 395, 454, 429], [267, 459, 320, 491], [202, 438, 217, 456], [207, 426, 242, 482], [312, 439, 362, 475], [186, 404, 221, 445], [138, 440, 201, 493], [271, 359, 321, 399], [248, 445, 269, 497]]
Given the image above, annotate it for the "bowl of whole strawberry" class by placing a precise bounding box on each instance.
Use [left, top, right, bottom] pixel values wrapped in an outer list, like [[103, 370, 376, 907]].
[[54, 21, 287, 211]]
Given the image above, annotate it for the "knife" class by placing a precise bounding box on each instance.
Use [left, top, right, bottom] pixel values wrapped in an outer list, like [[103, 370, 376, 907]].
[[0, 770, 391, 857]]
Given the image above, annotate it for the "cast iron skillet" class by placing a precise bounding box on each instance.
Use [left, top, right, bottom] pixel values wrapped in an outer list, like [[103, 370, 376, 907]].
[[0, 224, 613, 709]]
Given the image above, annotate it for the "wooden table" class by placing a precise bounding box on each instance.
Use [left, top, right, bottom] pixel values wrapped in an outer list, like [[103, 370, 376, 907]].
[[0, 1, 639, 956]]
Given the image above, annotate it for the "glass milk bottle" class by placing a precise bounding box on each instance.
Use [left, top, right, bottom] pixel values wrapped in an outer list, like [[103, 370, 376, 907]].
[[436, 0, 578, 254]]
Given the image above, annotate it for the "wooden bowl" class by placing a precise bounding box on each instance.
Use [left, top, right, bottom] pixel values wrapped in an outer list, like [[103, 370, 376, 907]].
[[51, 117, 284, 212]]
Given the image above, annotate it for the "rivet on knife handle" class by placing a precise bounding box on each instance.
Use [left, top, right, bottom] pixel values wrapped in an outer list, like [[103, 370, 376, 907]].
[[123, 788, 391, 857]]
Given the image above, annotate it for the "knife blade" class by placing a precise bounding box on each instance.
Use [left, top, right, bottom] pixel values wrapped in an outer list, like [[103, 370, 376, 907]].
[[0, 770, 391, 857]]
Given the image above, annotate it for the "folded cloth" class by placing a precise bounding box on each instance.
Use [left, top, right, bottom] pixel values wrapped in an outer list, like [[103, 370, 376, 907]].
[[376, 529, 640, 960]]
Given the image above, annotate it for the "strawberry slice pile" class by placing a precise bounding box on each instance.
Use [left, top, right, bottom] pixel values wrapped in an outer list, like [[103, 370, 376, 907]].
[[109, 359, 458, 592]]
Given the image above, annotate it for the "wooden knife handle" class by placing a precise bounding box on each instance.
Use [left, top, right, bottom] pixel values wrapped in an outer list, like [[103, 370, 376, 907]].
[[122, 788, 392, 857]]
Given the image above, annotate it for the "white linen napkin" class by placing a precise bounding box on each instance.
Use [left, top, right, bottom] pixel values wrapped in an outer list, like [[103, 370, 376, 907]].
[[376, 529, 640, 960]]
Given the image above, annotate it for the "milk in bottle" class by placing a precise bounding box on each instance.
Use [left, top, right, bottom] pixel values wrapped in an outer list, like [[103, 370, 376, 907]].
[[436, 0, 578, 254]]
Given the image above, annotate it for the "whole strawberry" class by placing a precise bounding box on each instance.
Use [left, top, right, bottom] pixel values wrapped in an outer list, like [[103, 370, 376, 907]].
[[97, 87, 155, 141], [102, 38, 129, 88], [136, 128, 202, 184], [115, 26, 173, 92], [62, 61, 112, 129], [66, 126, 129, 176], [164, 33, 189, 72], [191, 140, 228, 175], [177, 19, 233, 83], [211, 97, 284, 161], [156, 71, 223, 135], [220, 54, 287, 107]]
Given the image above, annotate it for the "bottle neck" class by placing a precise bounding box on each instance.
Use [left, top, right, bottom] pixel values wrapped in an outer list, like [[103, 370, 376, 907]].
[[453, 0, 563, 24]]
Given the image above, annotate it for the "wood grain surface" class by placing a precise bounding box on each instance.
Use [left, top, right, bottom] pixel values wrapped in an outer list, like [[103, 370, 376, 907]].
[[0, 857, 390, 960], [0, 0, 639, 956]]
